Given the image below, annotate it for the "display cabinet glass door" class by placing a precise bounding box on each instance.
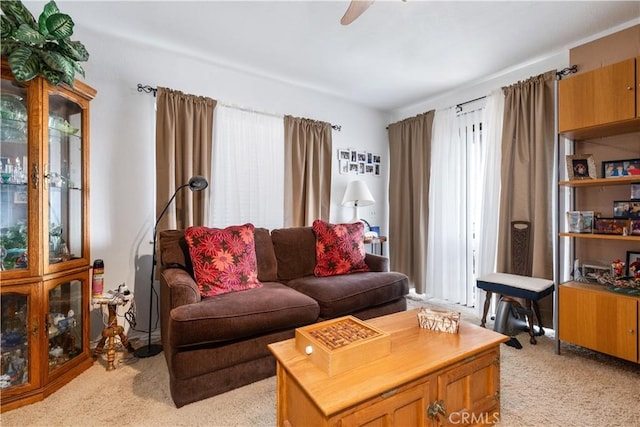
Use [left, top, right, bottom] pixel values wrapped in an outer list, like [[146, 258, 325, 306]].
[[45, 277, 84, 374], [0, 285, 40, 394], [0, 80, 29, 272], [45, 93, 84, 267]]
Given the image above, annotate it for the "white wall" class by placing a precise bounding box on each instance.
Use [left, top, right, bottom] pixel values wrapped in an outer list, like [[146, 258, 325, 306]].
[[74, 26, 389, 341]]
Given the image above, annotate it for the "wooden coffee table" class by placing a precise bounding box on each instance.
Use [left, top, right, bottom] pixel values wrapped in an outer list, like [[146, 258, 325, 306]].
[[268, 308, 508, 426]]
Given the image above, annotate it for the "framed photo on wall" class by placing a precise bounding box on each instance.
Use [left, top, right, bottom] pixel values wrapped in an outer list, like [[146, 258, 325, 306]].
[[566, 154, 596, 180]]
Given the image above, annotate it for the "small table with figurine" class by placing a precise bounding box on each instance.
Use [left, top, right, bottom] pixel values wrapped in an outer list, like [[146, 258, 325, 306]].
[[92, 291, 134, 371]]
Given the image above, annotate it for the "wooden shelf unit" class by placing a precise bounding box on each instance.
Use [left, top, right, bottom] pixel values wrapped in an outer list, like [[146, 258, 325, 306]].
[[556, 53, 640, 364]]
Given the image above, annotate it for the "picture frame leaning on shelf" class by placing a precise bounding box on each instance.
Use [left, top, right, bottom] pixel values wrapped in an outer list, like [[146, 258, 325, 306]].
[[566, 154, 596, 180]]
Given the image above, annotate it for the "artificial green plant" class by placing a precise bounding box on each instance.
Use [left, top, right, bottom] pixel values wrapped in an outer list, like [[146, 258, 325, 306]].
[[0, 0, 89, 86]]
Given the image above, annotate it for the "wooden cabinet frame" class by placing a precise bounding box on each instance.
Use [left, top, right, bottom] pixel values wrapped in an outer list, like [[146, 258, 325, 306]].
[[556, 55, 640, 364], [0, 57, 96, 412]]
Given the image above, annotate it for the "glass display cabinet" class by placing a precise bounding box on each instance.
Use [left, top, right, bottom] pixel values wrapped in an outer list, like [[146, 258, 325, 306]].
[[0, 58, 96, 412]]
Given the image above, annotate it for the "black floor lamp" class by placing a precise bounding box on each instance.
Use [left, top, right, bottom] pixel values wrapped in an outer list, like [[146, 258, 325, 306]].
[[134, 175, 209, 358]]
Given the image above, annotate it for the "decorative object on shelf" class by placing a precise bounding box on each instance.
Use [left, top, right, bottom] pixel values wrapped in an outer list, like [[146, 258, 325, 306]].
[[566, 154, 596, 180], [611, 259, 625, 279], [417, 307, 461, 334], [581, 263, 610, 282], [48, 115, 78, 135], [626, 251, 640, 278], [341, 179, 374, 223], [602, 158, 640, 178], [630, 219, 640, 236], [594, 217, 627, 235], [630, 261, 640, 281], [0, 0, 89, 86], [566, 211, 595, 233], [631, 182, 640, 200], [134, 175, 208, 359], [594, 270, 640, 296]]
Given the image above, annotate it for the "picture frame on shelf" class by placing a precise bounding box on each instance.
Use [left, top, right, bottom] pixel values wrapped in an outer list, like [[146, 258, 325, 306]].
[[632, 182, 640, 200], [613, 201, 630, 218], [566, 154, 596, 180], [630, 201, 640, 219], [630, 219, 640, 236], [602, 158, 640, 178], [594, 217, 627, 235], [626, 251, 640, 277], [582, 264, 610, 282], [566, 211, 594, 233]]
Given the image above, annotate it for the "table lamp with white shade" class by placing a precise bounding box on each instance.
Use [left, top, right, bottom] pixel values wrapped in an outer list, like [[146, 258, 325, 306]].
[[341, 180, 375, 223]]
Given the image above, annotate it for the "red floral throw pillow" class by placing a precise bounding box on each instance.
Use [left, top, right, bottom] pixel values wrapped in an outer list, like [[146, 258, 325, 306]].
[[185, 224, 262, 297], [312, 219, 369, 277]]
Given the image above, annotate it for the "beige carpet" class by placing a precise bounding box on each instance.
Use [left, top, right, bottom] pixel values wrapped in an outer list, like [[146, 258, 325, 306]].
[[2, 297, 639, 426]]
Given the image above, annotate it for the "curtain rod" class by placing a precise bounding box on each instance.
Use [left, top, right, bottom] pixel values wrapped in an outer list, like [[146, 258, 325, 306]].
[[137, 84, 342, 131], [556, 65, 578, 79], [456, 96, 486, 113]]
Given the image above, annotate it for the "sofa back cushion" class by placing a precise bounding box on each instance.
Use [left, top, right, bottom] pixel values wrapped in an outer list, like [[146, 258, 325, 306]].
[[185, 224, 263, 297], [271, 226, 316, 280], [159, 229, 194, 276], [254, 227, 278, 282]]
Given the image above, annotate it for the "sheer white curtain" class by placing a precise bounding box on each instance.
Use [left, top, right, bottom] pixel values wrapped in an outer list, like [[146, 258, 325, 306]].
[[209, 105, 284, 229], [427, 107, 467, 303], [475, 89, 505, 316], [461, 108, 483, 305]]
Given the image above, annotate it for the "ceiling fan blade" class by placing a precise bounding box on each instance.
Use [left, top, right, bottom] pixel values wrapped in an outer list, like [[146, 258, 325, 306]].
[[340, 0, 374, 25]]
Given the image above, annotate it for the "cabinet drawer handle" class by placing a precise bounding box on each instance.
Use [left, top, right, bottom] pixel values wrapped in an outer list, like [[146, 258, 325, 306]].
[[630, 329, 635, 334], [380, 388, 398, 399], [427, 400, 446, 420]]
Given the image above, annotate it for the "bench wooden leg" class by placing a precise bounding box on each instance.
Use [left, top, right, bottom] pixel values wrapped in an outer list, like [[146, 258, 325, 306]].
[[525, 299, 537, 344], [480, 291, 493, 328]]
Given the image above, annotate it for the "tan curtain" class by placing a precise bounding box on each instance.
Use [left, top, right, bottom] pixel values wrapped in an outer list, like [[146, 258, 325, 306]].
[[283, 115, 332, 226], [387, 111, 435, 294], [155, 87, 216, 231], [498, 70, 556, 325]]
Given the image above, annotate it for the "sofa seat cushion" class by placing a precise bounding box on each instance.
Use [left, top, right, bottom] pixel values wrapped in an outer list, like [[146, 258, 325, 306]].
[[168, 282, 319, 348], [286, 271, 409, 319]]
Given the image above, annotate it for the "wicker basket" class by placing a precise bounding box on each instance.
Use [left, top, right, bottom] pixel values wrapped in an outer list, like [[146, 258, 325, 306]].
[[417, 307, 461, 334]]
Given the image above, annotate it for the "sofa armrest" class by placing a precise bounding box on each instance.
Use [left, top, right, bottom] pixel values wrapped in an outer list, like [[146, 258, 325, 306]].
[[365, 253, 389, 272], [160, 268, 202, 308]]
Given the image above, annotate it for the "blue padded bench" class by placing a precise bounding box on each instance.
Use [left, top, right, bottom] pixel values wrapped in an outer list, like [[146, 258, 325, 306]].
[[477, 272, 554, 344]]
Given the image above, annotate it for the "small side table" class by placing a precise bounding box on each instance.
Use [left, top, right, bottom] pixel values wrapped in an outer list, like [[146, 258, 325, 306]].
[[92, 293, 134, 371], [364, 236, 387, 256]]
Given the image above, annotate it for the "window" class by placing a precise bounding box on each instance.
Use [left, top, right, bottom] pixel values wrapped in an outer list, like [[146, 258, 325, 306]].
[[209, 105, 284, 229]]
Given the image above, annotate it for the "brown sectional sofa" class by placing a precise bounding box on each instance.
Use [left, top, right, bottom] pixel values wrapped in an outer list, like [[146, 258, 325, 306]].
[[158, 226, 409, 407]]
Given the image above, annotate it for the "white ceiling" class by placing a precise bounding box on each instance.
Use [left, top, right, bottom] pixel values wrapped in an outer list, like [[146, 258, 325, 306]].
[[38, 1, 640, 111]]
